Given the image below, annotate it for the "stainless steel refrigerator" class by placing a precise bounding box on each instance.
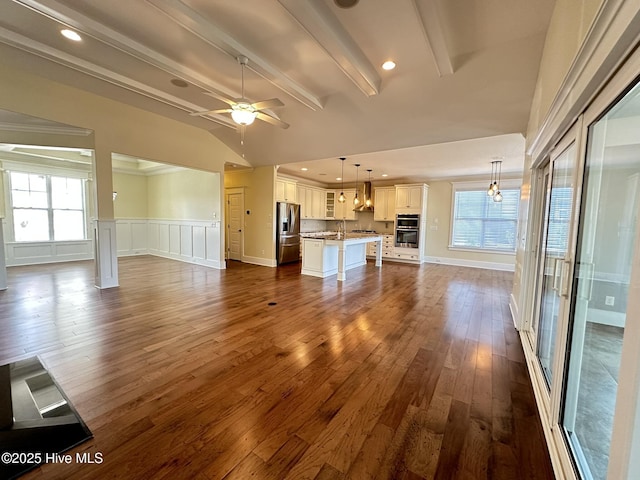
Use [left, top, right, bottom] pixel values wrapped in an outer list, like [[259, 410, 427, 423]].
[[276, 202, 300, 265]]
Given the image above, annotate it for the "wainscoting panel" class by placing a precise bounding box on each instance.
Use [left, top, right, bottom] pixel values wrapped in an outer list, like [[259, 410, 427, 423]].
[[117, 219, 223, 269], [6, 240, 93, 266]]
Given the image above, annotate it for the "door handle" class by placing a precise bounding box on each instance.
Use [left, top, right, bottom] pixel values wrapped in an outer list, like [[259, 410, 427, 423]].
[[577, 262, 594, 301], [552, 258, 562, 292], [560, 260, 571, 297]]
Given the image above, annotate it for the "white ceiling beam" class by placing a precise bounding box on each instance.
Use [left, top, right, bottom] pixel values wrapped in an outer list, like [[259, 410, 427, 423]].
[[146, 0, 324, 111], [14, 0, 242, 102], [0, 26, 237, 129], [411, 0, 453, 77], [278, 0, 380, 97]]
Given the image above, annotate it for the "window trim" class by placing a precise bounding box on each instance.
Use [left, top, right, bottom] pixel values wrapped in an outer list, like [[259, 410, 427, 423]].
[[449, 179, 521, 254]]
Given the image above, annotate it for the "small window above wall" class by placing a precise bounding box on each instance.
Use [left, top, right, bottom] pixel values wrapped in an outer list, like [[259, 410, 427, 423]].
[[449, 180, 521, 253]]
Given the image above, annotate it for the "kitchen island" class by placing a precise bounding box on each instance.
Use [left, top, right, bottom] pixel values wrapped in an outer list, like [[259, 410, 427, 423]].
[[301, 233, 382, 281]]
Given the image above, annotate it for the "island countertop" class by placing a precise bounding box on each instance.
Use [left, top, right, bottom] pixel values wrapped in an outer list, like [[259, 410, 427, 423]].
[[301, 234, 382, 281]]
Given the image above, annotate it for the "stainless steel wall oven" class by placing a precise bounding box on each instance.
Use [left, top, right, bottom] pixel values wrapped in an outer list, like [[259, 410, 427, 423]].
[[395, 214, 419, 248]]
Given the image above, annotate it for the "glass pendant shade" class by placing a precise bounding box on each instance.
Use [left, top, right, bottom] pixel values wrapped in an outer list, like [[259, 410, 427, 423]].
[[339, 192, 345, 203], [231, 104, 257, 125], [494, 191, 503, 202]]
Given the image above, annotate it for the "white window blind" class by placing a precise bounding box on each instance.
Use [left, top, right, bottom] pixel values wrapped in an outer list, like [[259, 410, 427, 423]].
[[451, 183, 520, 252]]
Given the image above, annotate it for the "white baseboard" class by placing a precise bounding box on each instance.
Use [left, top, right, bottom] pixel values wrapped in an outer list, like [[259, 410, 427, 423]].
[[587, 308, 626, 328], [509, 293, 519, 329], [422, 256, 515, 272], [148, 249, 224, 269], [242, 255, 277, 267]]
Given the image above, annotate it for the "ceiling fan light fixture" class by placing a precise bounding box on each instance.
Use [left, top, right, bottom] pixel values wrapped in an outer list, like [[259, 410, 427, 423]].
[[231, 104, 257, 126]]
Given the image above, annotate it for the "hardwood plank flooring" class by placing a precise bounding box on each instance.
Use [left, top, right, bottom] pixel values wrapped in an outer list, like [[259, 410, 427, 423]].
[[0, 256, 554, 479]]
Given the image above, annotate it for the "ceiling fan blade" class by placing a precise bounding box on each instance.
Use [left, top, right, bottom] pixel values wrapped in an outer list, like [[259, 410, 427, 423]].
[[251, 98, 284, 110], [189, 108, 233, 117], [256, 112, 289, 129], [203, 91, 237, 106]]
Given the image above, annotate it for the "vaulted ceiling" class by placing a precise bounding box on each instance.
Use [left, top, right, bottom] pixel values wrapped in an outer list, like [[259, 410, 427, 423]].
[[0, 0, 555, 183]]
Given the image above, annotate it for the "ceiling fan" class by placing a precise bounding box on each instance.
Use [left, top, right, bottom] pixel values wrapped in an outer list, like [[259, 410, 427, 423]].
[[191, 56, 289, 129]]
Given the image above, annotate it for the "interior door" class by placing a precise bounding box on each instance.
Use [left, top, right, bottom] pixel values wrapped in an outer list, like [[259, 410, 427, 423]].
[[534, 142, 578, 388], [226, 192, 243, 261]]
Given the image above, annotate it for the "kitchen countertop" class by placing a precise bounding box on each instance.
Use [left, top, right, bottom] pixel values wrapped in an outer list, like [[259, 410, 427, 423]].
[[301, 232, 381, 241]]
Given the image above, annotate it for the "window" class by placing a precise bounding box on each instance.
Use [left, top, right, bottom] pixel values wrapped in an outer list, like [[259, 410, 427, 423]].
[[10, 172, 87, 242], [450, 181, 520, 252]]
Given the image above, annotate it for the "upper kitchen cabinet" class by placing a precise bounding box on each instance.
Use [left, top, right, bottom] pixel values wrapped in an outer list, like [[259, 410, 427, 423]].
[[334, 189, 357, 220], [325, 191, 336, 219], [395, 184, 427, 214], [298, 184, 325, 219], [373, 187, 396, 221], [276, 178, 297, 203]]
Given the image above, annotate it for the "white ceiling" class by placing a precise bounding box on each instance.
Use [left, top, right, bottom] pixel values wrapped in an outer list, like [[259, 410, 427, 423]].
[[0, 0, 555, 184]]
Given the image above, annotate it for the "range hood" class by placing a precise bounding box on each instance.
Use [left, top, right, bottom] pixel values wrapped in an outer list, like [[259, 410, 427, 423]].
[[354, 181, 374, 212]]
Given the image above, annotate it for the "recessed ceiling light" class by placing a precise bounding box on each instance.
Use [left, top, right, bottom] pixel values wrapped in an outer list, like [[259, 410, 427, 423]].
[[334, 0, 359, 8], [301, 167, 308, 171], [336, 177, 342, 181], [382, 60, 396, 71], [170, 78, 189, 88], [61, 29, 82, 42], [381, 173, 388, 177]]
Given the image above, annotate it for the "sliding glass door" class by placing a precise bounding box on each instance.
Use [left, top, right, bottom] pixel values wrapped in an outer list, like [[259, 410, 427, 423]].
[[534, 142, 577, 388], [561, 81, 640, 480]]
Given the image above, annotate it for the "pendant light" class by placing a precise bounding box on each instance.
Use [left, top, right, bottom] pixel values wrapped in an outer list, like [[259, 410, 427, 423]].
[[365, 169, 373, 207], [338, 157, 346, 203], [487, 161, 496, 197], [493, 159, 503, 203], [353, 164, 360, 206]]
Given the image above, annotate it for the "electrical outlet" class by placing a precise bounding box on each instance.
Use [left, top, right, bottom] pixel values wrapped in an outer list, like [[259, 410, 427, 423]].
[[605, 296, 615, 306]]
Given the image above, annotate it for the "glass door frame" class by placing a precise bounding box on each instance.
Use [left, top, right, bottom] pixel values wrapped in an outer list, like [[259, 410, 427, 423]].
[[525, 119, 584, 425], [576, 56, 640, 480]]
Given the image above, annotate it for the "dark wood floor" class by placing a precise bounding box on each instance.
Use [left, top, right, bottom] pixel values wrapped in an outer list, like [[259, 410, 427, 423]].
[[0, 256, 554, 480]]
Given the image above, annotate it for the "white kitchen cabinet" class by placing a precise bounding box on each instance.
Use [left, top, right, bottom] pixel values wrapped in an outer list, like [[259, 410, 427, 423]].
[[311, 188, 324, 219], [298, 185, 325, 219], [367, 234, 394, 258], [334, 189, 356, 220], [325, 191, 336, 219], [395, 184, 424, 213], [373, 187, 396, 221], [276, 178, 297, 203]]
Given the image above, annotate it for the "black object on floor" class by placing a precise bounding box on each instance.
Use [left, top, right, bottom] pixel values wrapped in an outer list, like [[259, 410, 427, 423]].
[[0, 356, 92, 479]]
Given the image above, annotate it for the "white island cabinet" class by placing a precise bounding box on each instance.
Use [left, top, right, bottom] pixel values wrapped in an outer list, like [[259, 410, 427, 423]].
[[301, 234, 382, 281]]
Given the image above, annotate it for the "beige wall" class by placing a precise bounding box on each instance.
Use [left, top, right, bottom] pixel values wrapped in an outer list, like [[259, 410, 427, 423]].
[[148, 169, 220, 221], [513, 0, 603, 315], [425, 180, 517, 269], [0, 63, 242, 221], [526, 0, 604, 143], [225, 166, 276, 262], [112, 172, 148, 219]]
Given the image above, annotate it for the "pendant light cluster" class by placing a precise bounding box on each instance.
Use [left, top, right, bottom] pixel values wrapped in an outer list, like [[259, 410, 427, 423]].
[[487, 158, 503, 203]]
